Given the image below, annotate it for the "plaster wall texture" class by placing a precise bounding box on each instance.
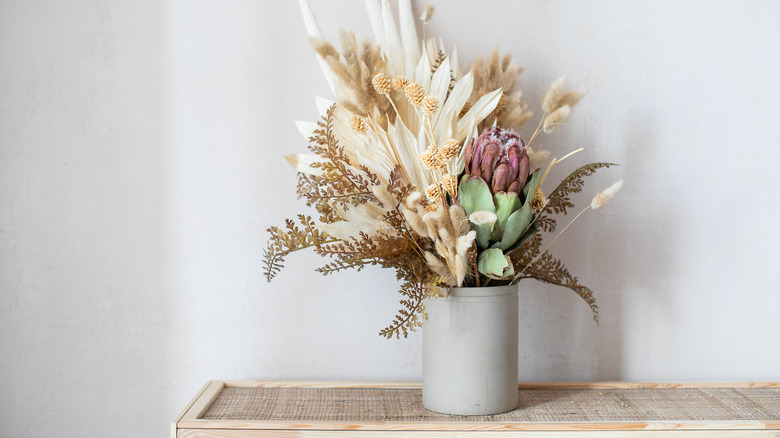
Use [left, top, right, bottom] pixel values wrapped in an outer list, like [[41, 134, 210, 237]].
[[1, 1, 779, 436]]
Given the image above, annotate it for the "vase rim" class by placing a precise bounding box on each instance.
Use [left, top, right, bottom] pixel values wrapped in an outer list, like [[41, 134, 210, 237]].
[[445, 284, 518, 298]]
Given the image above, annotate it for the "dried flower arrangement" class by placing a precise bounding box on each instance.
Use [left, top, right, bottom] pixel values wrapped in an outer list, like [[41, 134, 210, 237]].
[[263, 1, 622, 339]]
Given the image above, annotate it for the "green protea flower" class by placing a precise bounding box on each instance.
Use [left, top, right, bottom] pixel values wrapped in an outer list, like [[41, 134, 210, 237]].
[[458, 128, 540, 280]]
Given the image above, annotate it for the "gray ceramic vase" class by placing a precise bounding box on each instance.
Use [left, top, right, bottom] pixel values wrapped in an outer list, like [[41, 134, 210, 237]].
[[422, 284, 519, 415]]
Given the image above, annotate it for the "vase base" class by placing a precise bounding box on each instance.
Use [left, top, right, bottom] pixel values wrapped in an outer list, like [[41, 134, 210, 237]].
[[422, 402, 519, 416]]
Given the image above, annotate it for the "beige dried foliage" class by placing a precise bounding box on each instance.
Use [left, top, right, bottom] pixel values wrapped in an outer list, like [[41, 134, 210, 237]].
[[339, 29, 357, 63], [310, 33, 389, 121], [405, 193, 473, 287], [559, 89, 587, 108], [496, 93, 508, 113], [458, 102, 472, 118], [526, 145, 550, 170], [512, 108, 534, 127], [469, 210, 498, 226], [469, 47, 531, 130]]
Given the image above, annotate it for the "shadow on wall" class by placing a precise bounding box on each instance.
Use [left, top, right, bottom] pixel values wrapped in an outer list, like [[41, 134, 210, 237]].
[[515, 102, 671, 382]]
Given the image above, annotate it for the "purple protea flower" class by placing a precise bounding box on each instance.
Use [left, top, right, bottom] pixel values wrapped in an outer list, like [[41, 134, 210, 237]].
[[463, 127, 531, 194]]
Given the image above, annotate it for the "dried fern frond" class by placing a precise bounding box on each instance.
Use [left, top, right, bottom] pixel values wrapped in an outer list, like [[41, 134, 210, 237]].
[[382, 244, 443, 340], [263, 215, 339, 282], [540, 162, 616, 232], [379, 278, 439, 339], [303, 105, 382, 209], [508, 234, 598, 324]]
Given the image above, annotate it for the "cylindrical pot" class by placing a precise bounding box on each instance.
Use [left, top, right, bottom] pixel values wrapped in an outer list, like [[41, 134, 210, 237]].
[[422, 284, 518, 415]]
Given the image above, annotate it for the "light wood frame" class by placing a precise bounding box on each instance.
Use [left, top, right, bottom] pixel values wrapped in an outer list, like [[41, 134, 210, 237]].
[[173, 380, 780, 438]]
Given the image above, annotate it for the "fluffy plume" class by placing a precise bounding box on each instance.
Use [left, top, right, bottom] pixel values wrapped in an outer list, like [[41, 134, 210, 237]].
[[449, 205, 470, 235], [425, 251, 455, 284], [591, 180, 624, 210], [542, 75, 586, 116], [420, 3, 435, 22], [371, 184, 398, 208], [470, 47, 531, 130], [469, 211, 498, 226], [543, 104, 571, 133], [542, 76, 568, 113]]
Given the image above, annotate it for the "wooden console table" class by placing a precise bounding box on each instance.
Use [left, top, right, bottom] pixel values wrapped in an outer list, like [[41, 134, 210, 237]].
[[173, 381, 780, 437]]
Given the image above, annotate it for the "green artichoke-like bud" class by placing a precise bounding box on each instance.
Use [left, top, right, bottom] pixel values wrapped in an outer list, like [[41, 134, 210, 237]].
[[458, 166, 541, 280], [463, 127, 531, 195]]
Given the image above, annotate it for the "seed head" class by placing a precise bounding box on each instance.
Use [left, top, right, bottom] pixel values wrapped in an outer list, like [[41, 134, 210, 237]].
[[421, 95, 439, 116], [349, 115, 367, 134], [441, 173, 458, 195], [530, 188, 547, 213], [425, 183, 441, 202], [392, 76, 409, 92], [404, 82, 425, 106], [418, 146, 439, 169], [372, 73, 393, 95], [437, 139, 461, 165]]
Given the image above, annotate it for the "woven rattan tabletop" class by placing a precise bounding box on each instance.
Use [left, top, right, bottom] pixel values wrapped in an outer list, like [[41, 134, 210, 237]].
[[174, 381, 780, 437]]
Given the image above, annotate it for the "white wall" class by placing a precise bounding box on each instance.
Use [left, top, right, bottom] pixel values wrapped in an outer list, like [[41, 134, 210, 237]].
[[2, 0, 779, 436]]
